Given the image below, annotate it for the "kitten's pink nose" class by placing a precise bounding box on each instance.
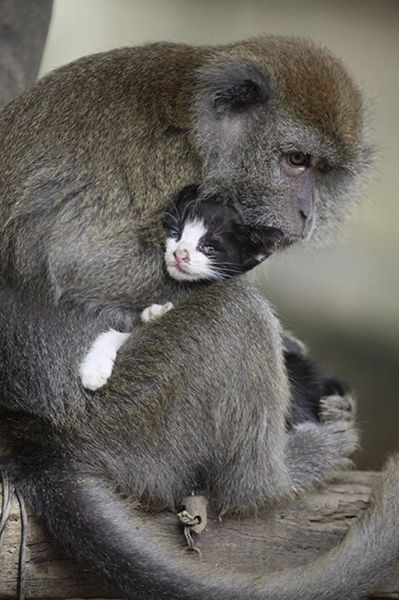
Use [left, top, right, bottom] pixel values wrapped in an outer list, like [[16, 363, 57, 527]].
[[174, 248, 189, 265]]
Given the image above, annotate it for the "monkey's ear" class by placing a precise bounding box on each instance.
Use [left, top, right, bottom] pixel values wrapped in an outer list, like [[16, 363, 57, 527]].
[[212, 75, 269, 115], [194, 60, 272, 138]]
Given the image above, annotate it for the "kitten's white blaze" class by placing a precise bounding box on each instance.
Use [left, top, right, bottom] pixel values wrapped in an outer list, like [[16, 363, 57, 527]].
[[165, 218, 217, 281]]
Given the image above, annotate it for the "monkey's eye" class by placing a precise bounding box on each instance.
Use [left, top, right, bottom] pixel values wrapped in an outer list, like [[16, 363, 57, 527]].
[[200, 244, 217, 256], [166, 226, 180, 238], [287, 152, 311, 167]]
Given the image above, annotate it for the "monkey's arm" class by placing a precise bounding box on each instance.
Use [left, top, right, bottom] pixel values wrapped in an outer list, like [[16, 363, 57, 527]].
[[79, 302, 175, 392], [97, 279, 358, 512]]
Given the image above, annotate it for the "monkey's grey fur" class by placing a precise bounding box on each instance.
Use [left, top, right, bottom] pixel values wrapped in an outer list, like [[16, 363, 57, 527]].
[[0, 36, 397, 599]]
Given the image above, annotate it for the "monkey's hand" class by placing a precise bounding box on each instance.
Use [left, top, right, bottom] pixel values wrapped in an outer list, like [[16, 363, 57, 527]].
[[141, 302, 174, 323], [287, 391, 359, 492]]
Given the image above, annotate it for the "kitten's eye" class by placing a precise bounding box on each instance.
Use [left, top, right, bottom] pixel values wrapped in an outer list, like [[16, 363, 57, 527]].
[[167, 226, 180, 238], [287, 152, 311, 167], [201, 244, 216, 256]]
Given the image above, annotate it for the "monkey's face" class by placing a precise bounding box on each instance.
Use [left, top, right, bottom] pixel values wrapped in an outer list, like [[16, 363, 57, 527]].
[[192, 38, 373, 254]]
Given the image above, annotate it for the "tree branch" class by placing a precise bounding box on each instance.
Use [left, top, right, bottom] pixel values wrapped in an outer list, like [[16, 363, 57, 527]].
[[0, 471, 398, 599]]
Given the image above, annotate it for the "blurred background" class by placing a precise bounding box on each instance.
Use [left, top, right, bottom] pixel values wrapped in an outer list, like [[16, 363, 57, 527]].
[[40, 0, 398, 469]]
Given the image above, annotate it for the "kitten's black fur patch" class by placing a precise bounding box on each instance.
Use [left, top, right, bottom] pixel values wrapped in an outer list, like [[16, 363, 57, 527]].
[[285, 348, 348, 428]]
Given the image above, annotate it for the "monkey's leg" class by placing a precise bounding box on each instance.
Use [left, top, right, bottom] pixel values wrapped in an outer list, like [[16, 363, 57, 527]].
[[286, 393, 359, 491], [123, 281, 358, 512], [283, 331, 358, 488]]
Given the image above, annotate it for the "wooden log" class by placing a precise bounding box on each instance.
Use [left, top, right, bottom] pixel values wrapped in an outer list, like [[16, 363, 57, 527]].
[[0, 471, 398, 599]]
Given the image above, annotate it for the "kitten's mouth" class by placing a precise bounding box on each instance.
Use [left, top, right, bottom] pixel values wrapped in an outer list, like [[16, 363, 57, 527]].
[[167, 262, 195, 281], [173, 261, 189, 273]]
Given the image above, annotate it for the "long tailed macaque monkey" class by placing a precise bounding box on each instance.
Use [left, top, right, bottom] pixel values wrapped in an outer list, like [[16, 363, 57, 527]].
[[0, 37, 397, 599]]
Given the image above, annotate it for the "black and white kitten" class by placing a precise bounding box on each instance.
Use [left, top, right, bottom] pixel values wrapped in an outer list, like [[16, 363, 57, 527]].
[[163, 184, 271, 282], [80, 186, 273, 390], [80, 185, 348, 427]]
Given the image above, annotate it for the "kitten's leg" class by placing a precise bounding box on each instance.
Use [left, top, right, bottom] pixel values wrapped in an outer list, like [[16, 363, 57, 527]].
[[141, 302, 174, 323], [80, 329, 130, 391]]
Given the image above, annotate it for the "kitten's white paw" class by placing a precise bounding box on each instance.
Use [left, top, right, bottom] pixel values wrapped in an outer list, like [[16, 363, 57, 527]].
[[80, 356, 115, 391], [79, 329, 129, 391], [141, 302, 174, 323]]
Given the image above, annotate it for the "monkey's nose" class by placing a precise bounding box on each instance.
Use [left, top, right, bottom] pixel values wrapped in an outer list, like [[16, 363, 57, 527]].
[[174, 248, 189, 264], [297, 196, 313, 222]]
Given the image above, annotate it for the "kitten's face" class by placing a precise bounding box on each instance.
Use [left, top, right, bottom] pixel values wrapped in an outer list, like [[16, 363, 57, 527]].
[[163, 187, 270, 282]]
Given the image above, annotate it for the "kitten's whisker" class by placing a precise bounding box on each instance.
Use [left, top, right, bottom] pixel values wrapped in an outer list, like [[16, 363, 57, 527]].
[[211, 266, 244, 276], [210, 259, 241, 267], [166, 197, 179, 219]]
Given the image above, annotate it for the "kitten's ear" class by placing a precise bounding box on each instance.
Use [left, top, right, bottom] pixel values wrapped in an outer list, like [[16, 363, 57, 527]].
[[175, 184, 200, 206], [242, 251, 268, 270], [239, 226, 283, 271], [163, 184, 200, 229], [174, 184, 200, 214], [193, 60, 272, 149]]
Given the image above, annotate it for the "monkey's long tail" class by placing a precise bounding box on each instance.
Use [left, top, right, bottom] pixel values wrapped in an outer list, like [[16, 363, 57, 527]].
[[255, 452, 399, 600], [22, 455, 399, 600]]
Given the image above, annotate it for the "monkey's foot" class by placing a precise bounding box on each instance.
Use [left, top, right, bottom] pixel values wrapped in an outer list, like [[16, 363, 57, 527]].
[[322, 420, 359, 461], [320, 392, 357, 423], [316, 392, 359, 461], [141, 302, 174, 323]]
